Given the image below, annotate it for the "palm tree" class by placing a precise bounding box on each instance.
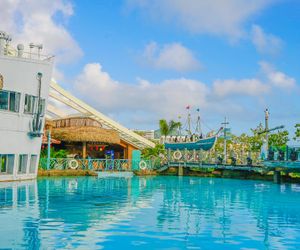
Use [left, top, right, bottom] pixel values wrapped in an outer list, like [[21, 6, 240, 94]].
[[159, 119, 181, 136]]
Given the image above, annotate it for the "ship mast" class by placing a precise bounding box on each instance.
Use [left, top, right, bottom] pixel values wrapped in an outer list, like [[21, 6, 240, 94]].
[[186, 105, 192, 136], [178, 115, 182, 136], [195, 108, 202, 136]]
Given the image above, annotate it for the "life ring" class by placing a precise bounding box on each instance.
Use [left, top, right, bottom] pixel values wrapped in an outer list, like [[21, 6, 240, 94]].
[[173, 150, 182, 160], [69, 159, 79, 170], [185, 152, 194, 162], [139, 160, 147, 170]]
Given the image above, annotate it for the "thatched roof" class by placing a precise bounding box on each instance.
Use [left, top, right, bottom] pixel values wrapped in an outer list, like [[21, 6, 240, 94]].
[[51, 126, 120, 144]]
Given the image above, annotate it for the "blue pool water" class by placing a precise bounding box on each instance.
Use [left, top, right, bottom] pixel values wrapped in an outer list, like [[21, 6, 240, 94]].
[[0, 176, 300, 249]]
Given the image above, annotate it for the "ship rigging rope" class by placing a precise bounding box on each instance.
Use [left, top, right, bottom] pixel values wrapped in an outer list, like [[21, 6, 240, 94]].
[[201, 120, 214, 132], [180, 111, 214, 134], [183, 118, 213, 134], [181, 117, 189, 132]]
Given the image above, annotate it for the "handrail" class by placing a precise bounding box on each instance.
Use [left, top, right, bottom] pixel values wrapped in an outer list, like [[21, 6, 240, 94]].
[[0, 48, 54, 62]]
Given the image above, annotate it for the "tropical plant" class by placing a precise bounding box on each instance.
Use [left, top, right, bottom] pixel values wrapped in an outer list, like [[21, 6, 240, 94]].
[[269, 130, 289, 147], [40, 148, 68, 158], [248, 123, 265, 152], [294, 124, 300, 141], [159, 119, 181, 136], [142, 144, 166, 160]]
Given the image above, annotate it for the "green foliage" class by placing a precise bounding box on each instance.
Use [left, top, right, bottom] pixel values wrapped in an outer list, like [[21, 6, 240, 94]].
[[269, 130, 289, 147], [249, 123, 265, 152], [294, 124, 300, 141], [159, 119, 181, 136], [214, 137, 224, 154], [212, 123, 289, 162], [142, 144, 165, 160], [40, 148, 68, 158]]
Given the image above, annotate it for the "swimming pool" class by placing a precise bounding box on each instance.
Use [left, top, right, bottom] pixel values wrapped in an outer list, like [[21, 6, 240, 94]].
[[0, 176, 300, 249]]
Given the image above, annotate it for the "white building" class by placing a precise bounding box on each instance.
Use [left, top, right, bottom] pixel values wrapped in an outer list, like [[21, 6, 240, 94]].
[[132, 129, 155, 140], [0, 31, 54, 181]]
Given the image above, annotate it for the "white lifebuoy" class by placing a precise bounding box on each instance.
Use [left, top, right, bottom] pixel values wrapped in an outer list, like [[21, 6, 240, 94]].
[[139, 160, 147, 170], [69, 159, 79, 170], [173, 150, 182, 160], [185, 152, 194, 162]]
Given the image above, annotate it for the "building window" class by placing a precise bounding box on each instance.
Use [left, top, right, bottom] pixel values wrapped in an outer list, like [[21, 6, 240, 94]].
[[0, 91, 8, 110], [9, 92, 21, 112], [0, 155, 7, 173], [24, 94, 45, 116], [18, 154, 28, 174], [0, 90, 20, 112], [38, 99, 46, 116], [0, 155, 14, 174], [29, 155, 38, 174], [24, 94, 37, 114]]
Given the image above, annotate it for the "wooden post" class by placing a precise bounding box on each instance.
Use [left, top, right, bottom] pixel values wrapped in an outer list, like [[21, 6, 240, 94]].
[[83, 141, 87, 159], [198, 150, 202, 166], [178, 165, 183, 176], [184, 148, 188, 162], [46, 130, 51, 170], [273, 170, 281, 184]]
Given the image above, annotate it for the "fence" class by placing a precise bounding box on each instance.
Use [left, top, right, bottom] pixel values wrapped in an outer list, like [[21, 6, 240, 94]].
[[166, 150, 262, 166], [39, 158, 156, 171]]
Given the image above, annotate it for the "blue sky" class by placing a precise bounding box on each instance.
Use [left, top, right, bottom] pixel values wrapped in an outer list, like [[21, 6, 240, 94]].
[[2, 0, 300, 138]]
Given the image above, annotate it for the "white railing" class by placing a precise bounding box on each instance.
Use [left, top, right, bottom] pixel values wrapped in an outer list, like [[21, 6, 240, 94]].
[[0, 47, 54, 62]]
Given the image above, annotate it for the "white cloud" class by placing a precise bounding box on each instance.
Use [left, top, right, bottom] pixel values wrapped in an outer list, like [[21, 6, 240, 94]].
[[212, 62, 296, 98], [0, 0, 82, 64], [260, 62, 296, 89], [142, 42, 201, 72], [213, 78, 270, 97], [251, 25, 282, 54], [74, 63, 208, 118], [70, 61, 296, 128], [127, 0, 275, 38]]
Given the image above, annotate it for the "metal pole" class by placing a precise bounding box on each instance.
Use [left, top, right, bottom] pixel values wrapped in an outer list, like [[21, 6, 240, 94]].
[[47, 130, 51, 170], [265, 108, 269, 150], [188, 113, 191, 136], [222, 117, 229, 164]]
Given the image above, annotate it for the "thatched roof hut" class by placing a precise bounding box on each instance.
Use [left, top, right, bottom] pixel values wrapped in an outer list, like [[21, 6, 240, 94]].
[[45, 116, 138, 159], [51, 126, 120, 144]]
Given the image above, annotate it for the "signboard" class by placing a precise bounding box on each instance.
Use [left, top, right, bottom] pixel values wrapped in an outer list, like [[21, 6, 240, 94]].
[[224, 128, 231, 133], [219, 128, 232, 140], [0, 74, 3, 90]]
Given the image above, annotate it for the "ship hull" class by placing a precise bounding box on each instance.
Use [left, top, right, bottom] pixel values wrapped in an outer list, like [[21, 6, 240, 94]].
[[165, 136, 217, 151]]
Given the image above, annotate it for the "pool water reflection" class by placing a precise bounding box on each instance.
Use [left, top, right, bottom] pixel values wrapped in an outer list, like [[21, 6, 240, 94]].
[[0, 176, 300, 249]]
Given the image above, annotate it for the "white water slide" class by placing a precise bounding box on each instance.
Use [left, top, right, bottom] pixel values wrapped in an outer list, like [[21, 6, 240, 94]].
[[46, 80, 155, 150]]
